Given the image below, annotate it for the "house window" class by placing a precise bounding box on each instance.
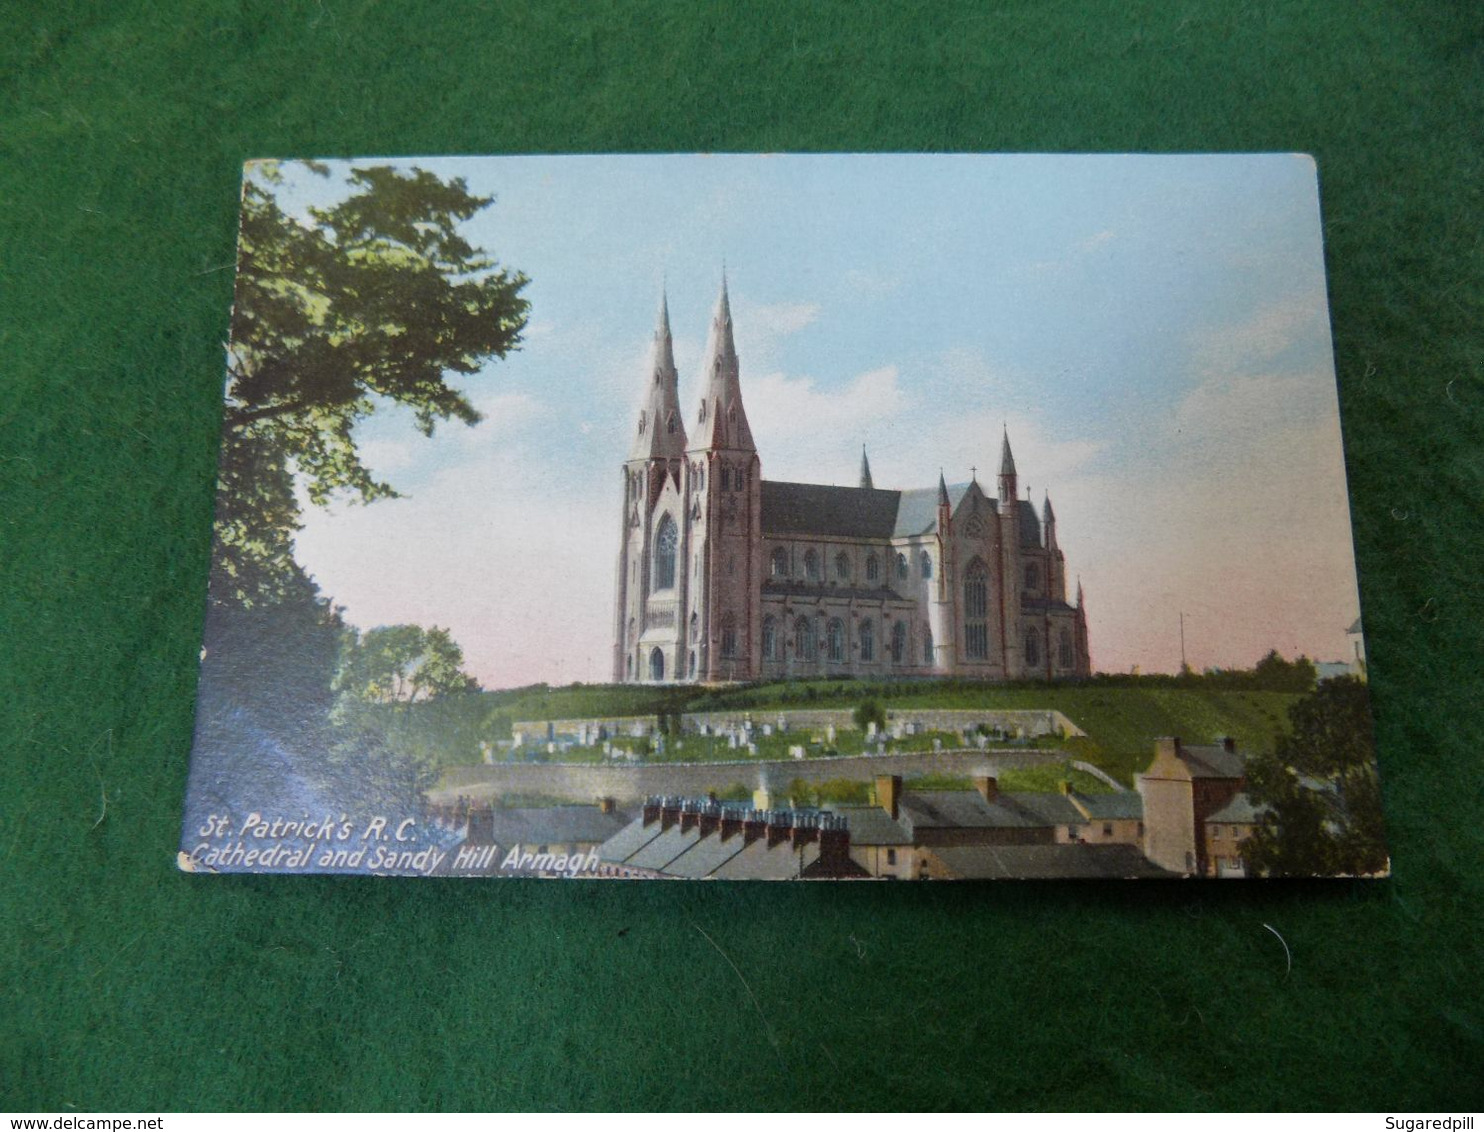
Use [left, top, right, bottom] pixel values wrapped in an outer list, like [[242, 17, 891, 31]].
[[886, 849, 897, 866], [719, 615, 737, 659], [1103, 822, 1113, 837], [771, 547, 788, 577], [762, 616, 777, 660], [827, 618, 845, 663], [1024, 627, 1041, 667], [896, 552, 908, 580], [835, 552, 850, 581], [891, 621, 906, 663], [652, 514, 678, 590], [795, 616, 816, 660], [804, 550, 819, 580], [865, 555, 880, 582], [920, 551, 933, 579], [860, 619, 875, 662], [964, 558, 989, 660]]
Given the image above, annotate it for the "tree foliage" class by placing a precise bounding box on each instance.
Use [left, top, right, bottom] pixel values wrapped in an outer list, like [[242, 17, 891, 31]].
[[335, 624, 478, 705], [213, 161, 530, 607], [1241, 676, 1388, 876]]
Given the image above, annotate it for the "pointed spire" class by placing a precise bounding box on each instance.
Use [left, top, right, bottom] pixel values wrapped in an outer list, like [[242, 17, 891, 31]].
[[629, 289, 686, 461], [998, 427, 1018, 512], [691, 273, 755, 453], [859, 445, 874, 490], [938, 470, 950, 507], [999, 427, 1017, 477], [1042, 491, 1056, 525], [1076, 577, 1085, 607]]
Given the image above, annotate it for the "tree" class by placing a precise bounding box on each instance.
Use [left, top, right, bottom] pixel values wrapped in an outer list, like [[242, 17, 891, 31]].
[[1252, 649, 1318, 693], [853, 699, 887, 734], [213, 161, 530, 607], [334, 624, 477, 705], [1241, 676, 1388, 876]]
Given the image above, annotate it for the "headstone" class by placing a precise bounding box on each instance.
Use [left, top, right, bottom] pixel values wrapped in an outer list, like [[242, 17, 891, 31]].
[[826, 724, 836, 743], [762, 724, 773, 737], [932, 738, 942, 752], [747, 742, 758, 757], [866, 721, 878, 739]]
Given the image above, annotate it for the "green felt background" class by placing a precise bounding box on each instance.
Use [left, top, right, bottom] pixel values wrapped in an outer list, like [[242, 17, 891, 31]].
[[3, 0, 1481, 1113]]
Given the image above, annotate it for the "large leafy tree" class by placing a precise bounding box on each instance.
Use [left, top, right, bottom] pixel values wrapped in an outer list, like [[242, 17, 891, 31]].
[[211, 161, 530, 607], [334, 625, 476, 705], [1241, 676, 1389, 876]]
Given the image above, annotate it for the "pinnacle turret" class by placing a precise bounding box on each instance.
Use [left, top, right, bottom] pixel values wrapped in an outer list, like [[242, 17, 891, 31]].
[[998, 427, 1018, 510], [691, 274, 755, 453], [628, 290, 686, 461], [859, 446, 874, 489], [938, 470, 950, 507]]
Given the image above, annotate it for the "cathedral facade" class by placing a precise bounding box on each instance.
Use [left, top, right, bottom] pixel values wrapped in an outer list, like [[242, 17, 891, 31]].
[[612, 281, 1091, 685]]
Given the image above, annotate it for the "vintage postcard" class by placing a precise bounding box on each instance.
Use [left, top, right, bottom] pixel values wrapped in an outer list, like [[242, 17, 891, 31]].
[[180, 154, 1385, 880]]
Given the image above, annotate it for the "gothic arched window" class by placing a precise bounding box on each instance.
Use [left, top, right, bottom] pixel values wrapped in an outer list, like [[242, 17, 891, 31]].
[[859, 619, 875, 662], [1059, 628, 1074, 669], [1025, 563, 1040, 591], [921, 551, 933, 579], [964, 557, 990, 660], [1024, 627, 1041, 667], [891, 621, 906, 663], [719, 614, 738, 659], [896, 553, 908, 580], [689, 650, 697, 677], [922, 625, 934, 667], [652, 515, 678, 591], [795, 616, 816, 660], [866, 555, 880, 582], [649, 647, 665, 682], [771, 547, 788, 577], [835, 553, 850, 581], [721, 467, 731, 491], [699, 399, 707, 423], [762, 616, 777, 660], [804, 550, 819, 581], [689, 611, 700, 645], [637, 412, 646, 435], [667, 413, 677, 434], [827, 618, 845, 663]]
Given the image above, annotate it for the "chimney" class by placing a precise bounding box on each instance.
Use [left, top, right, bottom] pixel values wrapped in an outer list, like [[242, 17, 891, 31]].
[[680, 799, 701, 833], [1154, 737, 1183, 763], [816, 813, 853, 874], [1222, 736, 1237, 754], [875, 774, 902, 820], [660, 796, 682, 831], [767, 811, 798, 849], [642, 796, 662, 826], [973, 775, 999, 803], [698, 800, 721, 838], [719, 806, 746, 841], [466, 805, 494, 844], [743, 810, 768, 845], [790, 811, 820, 850], [597, 796, 616, 814]]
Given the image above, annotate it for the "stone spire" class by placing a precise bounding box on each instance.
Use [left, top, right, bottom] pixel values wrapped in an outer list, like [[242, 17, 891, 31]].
[[998, 427, 1018, 507], [691, 274, 755, 452], [1042, 491, 1057, 549], [859, 445, 874, 489], [938, 470, 950, 507], [629, 290, 687, 461]]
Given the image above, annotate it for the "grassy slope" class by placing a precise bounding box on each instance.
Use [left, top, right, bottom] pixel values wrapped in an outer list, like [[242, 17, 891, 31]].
[[462, 680, 1300, 786]]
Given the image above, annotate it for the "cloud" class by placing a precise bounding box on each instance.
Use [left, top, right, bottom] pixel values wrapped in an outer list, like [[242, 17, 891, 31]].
[[1191, 295, 1326, 375]]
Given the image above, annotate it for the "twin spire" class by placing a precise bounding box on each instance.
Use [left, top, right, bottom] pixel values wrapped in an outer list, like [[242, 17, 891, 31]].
[[630, 277, 755, 463]]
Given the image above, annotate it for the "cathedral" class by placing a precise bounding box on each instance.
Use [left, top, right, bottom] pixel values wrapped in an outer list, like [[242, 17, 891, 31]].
[[612, 279, 1091, 685]]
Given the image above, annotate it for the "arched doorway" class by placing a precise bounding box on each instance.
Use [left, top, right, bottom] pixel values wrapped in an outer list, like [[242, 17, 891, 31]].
[[649, 647, 665, 682]]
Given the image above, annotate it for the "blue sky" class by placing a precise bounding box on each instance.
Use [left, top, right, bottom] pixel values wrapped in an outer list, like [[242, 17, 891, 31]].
[[274, 154, 1361, 688]]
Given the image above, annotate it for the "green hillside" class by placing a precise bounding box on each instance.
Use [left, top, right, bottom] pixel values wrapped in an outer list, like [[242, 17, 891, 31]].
[[467, 679, 1300, 786]]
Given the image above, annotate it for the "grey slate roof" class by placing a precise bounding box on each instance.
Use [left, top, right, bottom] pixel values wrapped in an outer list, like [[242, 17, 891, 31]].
[[930, 843, 1174, 880], [760, 481, 902, 539], [1070, 792, 1144, 821], [900, 790, 1078, 832], [598, 818, 666, 864], [625, 825, 703, 872], [662, 832, 749, 878], [761, 478, 1046, 549], [1183, 744, 1246, 779], [710, 838, 817, 880], [836, 805, 914, 845], [486, 806, 633, 846], [1208, 793, 1268, 824]]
